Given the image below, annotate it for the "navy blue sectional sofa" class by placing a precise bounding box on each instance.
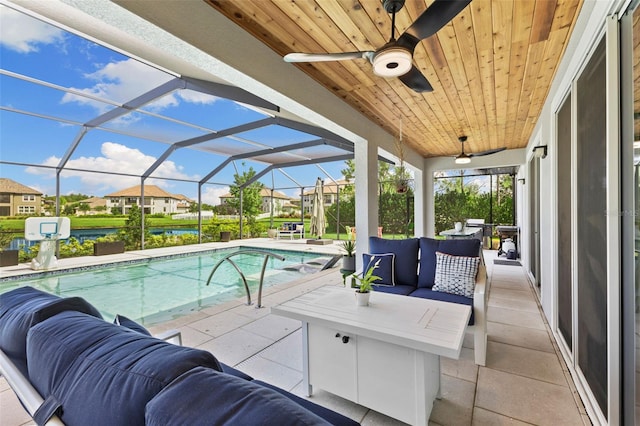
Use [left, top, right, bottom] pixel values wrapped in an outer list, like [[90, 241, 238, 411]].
[[364, 237, 488, 365], [0, 286, 359, 426]]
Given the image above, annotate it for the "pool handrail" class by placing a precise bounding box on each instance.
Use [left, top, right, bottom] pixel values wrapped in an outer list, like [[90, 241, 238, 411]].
[[205, 249, 286, 308]]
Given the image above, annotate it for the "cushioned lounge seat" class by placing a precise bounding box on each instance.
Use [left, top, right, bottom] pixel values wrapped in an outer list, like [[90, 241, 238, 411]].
[[0, 286, 361, 425], [365, 237, 488, 366]]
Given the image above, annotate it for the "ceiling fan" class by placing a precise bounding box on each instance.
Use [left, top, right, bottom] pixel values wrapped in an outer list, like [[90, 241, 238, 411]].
[[283, 0, 471, 93], [455, 136, 506, 164]]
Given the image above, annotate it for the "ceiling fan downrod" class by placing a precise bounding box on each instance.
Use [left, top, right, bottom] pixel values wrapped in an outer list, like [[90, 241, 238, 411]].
[[382, 0, 405, 41]]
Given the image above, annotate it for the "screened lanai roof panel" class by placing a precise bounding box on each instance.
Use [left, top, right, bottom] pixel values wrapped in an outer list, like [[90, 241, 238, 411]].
[[139, 91, 270, 131], [0, 73, 119, 123], [146, 148, 231, 181], [252, 144, 351, 165], [191, 135, 271, 157], [0, 110, 82, 164], [235, 125, 318, 148], [98, 109, 209, 144]]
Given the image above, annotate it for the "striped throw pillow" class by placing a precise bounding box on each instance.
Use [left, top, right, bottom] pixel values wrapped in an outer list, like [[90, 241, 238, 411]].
[[432, 251, 480, 298]]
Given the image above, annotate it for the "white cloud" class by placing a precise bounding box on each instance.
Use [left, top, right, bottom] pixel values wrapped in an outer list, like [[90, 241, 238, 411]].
[[176, 89, 218, 105], [61, 59, 176, 114], [60, 59, 217, 120], [201, 186, 229, 206], [0, 7, 65, 53], [25, 142, 199, 194]]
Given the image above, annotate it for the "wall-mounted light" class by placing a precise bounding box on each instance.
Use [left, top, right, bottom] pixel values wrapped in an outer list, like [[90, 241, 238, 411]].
[[517, 178, 526, 185], [533, 145, 547, 159]]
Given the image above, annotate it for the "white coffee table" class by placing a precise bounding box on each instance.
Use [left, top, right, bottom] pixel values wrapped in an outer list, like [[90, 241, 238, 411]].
[[271, 286, 471, 425]]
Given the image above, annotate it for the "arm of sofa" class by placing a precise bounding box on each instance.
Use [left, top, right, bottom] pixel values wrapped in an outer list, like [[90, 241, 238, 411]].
[[0, 349, 64, 425], [154, 329, 182, 345], [471, 261, 488, 366]]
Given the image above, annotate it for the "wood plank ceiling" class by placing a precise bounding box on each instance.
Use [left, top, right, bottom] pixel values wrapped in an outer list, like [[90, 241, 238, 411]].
[[206, 0, 584, 159]]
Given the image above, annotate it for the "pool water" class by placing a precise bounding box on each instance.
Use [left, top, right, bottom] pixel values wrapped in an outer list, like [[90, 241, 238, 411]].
[[0, 248, 334, 326]]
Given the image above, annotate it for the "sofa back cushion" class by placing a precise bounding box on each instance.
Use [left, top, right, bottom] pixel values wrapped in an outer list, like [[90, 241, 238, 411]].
[[27, 311, 222, 426], [418, 238, 481, 288], [0, 286, 102, 372], [368, 237, 419, 286], [146, 366, 332, 426]]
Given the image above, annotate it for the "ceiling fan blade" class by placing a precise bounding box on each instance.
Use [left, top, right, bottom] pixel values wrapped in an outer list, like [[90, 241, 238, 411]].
[[397, 0, 471, 51], [469, 147, 507, 157], [398, 65, 433, 93], [284, 51, 373, 63]]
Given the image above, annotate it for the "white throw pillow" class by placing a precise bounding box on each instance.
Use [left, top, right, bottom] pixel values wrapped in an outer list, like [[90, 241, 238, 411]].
[[432, 251, 480, 298]]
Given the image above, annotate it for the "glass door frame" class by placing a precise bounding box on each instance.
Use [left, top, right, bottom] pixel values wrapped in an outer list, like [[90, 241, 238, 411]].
[[620, 1, 638, 424]]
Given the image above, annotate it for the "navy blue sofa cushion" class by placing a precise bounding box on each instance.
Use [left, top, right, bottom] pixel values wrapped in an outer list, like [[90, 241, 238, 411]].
[[417, 238, 481, 288], [410, 288, 475, 325], [368, 237, 419, 286], [220, 362, 254, 381], [145, 367, 335, 426], [27, 311, 222, 426], [254, 380, 360, 426], [372, 284, 415, 296], [0, 286, 102, 373]]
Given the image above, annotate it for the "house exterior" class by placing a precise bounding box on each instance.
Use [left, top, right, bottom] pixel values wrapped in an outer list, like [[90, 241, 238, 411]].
[[219, 188, 295, 215], [0, 178, 42, 216], [173, 194, 193, 213], [105, 185, 184, 215], [75, 197, 107, 216], [302, 179, 350, 214]]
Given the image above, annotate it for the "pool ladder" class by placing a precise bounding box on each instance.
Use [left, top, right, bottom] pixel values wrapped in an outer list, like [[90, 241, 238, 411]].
[[205, 249, 285, 308]]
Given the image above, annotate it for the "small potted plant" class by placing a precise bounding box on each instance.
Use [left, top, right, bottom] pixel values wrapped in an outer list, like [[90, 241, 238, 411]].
[[340, 232, 356, 273], [353, 258, 381, 306]]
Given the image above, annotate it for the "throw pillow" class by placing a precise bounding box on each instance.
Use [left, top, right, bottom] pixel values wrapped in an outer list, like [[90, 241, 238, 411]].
[[362, 253, 395, 286], [113, 314, 151, 336], [368, 237, 419, 286], [432, 251, 480, 298]]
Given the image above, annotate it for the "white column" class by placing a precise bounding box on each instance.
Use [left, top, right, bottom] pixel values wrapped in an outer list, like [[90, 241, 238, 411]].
[[412, 167, 425, 237], [354, 139, 378, 271], [423, 159, 436, 237]]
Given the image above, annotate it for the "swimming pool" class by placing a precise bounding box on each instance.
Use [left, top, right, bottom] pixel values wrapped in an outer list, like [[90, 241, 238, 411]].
[[0, 247, 335, 326]]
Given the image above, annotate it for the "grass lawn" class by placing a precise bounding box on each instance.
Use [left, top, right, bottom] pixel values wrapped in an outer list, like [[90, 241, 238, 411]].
[[1, 215, 438, 242]]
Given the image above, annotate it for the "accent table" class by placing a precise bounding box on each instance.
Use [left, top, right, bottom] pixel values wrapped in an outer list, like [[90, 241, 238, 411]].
[[271, 286, 471, 425]]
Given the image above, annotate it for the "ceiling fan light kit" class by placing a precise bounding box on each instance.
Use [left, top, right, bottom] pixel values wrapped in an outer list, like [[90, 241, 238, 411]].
[[372, 45, 412, 77], [455, 154, 471, 165]]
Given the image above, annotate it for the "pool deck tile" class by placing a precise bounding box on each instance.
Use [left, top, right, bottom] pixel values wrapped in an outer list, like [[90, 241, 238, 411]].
[[0, 239, 590, 425]]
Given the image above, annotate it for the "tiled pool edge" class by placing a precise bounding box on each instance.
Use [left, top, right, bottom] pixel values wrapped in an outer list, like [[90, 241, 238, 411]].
[[0, 243, 338, 283]]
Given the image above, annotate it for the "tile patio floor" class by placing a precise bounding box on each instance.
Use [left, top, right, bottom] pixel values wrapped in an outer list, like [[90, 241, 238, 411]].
[[0, 240, 591, 425]]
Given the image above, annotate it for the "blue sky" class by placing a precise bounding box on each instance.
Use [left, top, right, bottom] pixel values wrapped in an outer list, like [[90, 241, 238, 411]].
[[0, 5, 348, 205]]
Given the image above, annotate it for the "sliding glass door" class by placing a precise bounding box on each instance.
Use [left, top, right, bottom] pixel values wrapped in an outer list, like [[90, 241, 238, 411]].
[[556, 93, 572, 350], [576, 37, 608, 417]]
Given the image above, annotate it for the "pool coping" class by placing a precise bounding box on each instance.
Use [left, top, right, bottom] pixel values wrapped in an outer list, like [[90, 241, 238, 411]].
[[0, 238, 343, 282]]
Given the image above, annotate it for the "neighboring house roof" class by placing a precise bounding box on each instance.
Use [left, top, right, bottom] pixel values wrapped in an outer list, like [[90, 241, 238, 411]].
[[78, 197, 107, 208], [172, 193, 193, 202], [105, 185, 179, 199], [220, 189, 293, 200], [0, 178, 42, 195], [303, 179, 351, 196]]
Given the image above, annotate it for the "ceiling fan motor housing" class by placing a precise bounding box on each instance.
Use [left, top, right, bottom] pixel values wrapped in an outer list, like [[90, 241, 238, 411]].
[[382, 0, 406, 14]]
